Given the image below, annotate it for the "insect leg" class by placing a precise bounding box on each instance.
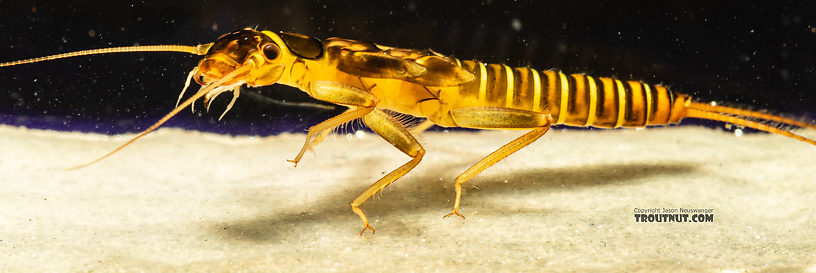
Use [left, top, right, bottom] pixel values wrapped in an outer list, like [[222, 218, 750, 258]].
[[443, 107, 553, 219], [303, 108, 353, 156], [287, 81, 378, 166], [351, 109, 425, 236]]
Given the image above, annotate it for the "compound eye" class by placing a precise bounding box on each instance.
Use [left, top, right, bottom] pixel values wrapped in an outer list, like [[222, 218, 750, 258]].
[[262, 44, 281, 60]]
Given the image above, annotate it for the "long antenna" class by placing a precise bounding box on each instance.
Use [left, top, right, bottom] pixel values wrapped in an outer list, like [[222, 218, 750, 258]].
[[0, 44, 211, 67]]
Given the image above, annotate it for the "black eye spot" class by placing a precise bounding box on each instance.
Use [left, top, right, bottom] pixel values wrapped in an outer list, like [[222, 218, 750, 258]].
[[262, 44, 280, 60]]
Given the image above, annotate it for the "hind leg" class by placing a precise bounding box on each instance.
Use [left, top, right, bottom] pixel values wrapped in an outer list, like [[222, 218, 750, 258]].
[[443, 107, 553, 218]]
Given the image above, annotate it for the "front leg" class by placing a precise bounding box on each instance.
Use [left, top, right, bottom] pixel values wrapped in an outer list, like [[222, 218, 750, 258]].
[[287, 81, 378, 166]]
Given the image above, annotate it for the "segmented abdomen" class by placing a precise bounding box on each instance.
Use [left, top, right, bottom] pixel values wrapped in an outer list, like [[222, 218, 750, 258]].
[[454, 60, 689, 128]]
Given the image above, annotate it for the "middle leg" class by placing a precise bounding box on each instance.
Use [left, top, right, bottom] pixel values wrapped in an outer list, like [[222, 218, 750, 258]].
[[351, 109, 425, 235]]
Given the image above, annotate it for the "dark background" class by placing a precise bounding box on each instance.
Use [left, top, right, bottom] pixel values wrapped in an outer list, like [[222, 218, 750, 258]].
[[1, 1, 814, 135]]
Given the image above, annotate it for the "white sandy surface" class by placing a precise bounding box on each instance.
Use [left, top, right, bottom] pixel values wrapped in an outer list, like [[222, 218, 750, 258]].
[[1, 125, 815, 272]]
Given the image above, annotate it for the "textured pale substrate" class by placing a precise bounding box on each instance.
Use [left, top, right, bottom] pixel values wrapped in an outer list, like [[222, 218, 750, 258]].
[[1, 125, 815, 272]]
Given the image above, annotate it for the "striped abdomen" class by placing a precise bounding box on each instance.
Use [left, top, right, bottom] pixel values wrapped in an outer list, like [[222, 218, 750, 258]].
[[454, 60, 689, 128]]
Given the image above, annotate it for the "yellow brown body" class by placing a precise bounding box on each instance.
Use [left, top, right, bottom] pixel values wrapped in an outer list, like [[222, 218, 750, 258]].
[[220, 30, 813, 234], [271, 31, 690, 130]]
